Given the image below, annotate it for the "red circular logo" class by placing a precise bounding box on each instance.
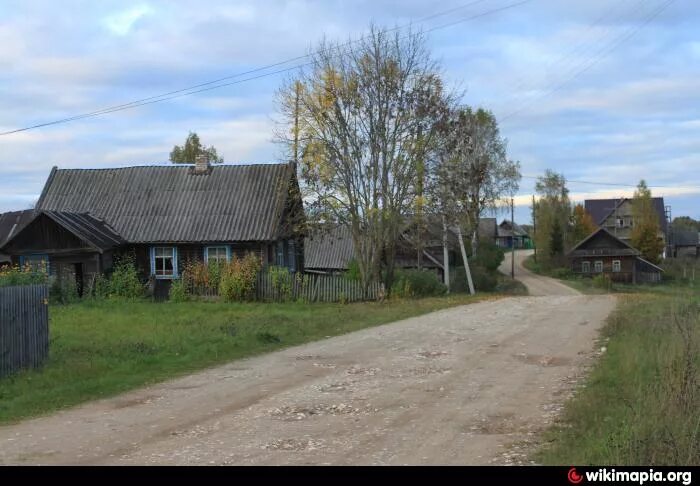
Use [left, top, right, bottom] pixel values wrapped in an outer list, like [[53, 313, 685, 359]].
[[568, 467, 584, 484]]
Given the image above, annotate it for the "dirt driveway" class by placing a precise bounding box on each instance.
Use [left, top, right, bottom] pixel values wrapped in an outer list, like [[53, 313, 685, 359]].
[[0, 251, 615, 465]]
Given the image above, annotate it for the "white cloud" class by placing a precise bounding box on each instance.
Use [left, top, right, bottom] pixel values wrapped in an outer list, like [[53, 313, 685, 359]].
[[103, 4, 154, 36]]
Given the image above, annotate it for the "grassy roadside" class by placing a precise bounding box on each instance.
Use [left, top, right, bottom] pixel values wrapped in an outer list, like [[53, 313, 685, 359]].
[[536, 292, 700, 465], [0, 292, 500, 425]]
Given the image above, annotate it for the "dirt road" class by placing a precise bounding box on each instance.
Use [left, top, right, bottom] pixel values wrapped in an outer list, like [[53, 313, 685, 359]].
[[0, 251, 615, 465]]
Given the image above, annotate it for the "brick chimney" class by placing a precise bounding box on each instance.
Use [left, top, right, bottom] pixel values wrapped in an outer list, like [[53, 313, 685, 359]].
[[194, 153, 210, 174]]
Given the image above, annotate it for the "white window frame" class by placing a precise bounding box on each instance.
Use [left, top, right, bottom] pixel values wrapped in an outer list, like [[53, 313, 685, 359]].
[[204, 246, 230, 265], [612, 260, 621, 273], [594, 261, 604, 273], [581, 261, 591, 273], [151, 246, 178, 279]]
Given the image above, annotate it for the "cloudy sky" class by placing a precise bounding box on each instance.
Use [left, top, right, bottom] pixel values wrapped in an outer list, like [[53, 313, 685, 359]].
[[1, 0, 698, 223]]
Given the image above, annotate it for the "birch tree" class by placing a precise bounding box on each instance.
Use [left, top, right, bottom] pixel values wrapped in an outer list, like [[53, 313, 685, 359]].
[[276, 26, 447, 291]]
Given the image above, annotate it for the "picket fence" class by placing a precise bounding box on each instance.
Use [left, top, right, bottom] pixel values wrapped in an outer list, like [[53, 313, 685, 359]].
[[186, 272, 383, 303]]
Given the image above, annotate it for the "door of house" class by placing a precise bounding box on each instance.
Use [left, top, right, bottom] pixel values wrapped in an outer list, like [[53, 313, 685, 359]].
[[74, 263, 84, 297]]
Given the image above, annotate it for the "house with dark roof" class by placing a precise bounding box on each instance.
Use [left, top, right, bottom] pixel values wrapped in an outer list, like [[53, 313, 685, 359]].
[[0, 157, 305, 296], [0, 210, 34, 266], [584, 198, 668, 256], [496, 220, 531, 249], [567, 227, 663, 284], [304, 216, 502, 279], [670, 228, 699, 258]]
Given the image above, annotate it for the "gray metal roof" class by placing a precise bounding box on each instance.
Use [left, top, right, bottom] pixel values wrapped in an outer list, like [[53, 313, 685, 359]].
[[304, 225, 354, 270], [36, 163, 295, 243], [478, 218, 497, 240], [585, 197, 668, 234], [671, 228, 700, 247], [0, 210, 34, 262], [0, 210, 34, 247], [42, 211, 125, 250]]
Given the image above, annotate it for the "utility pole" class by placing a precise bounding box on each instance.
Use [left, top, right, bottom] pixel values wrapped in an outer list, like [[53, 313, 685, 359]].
[[532, 194, 537, 263], [511, 197, 515, 279], [292, 81, 301, 165]]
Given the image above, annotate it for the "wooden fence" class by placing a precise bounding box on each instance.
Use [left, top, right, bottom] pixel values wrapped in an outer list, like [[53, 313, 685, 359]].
[[256, 272, 383, 303], [0, 285, 49, 378], [186, 272, 383, 303]]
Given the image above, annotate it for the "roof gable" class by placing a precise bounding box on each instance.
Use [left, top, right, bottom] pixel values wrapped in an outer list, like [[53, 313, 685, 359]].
[[584, 197, 667, 233], [1, 211, 124, 254], [36, 163, 296, 243], [568, 227, 640, 255], [0, 210, 34, 247]]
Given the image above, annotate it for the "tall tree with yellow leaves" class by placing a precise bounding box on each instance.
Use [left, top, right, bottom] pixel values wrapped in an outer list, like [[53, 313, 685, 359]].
[[276, 26, 448, 291], [630, 180, 664, 264], [570, 203, 597, 248]]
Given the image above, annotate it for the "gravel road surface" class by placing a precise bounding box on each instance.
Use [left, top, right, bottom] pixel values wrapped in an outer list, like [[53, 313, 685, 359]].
[[0, 250, 615, 465]]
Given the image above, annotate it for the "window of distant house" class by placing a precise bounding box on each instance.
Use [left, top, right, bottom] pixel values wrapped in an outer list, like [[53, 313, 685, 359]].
[[594, 261, 603, 273], [616, 217, 624, 228], [205, 246, 229, 265], [152, 247, 177, 279], [20, 254, 49, 274], [612, 260, 621, 273], [581, 261, 590, 273]]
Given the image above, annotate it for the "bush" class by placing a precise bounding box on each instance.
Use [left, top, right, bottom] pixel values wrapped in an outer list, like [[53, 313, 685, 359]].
[[268, 265, 293, 301], [0, 264, 47, 287], [473, 241, 505, 272], [391, 269, 446, 298], [451, 264, 499, 292], [49, 276, 79, 304], [592, 273, 613, 291], [550, 267, 573, 280], [219, 253, 261, 302], [94, 256, 145, 299], [169, 279, 189, 303]]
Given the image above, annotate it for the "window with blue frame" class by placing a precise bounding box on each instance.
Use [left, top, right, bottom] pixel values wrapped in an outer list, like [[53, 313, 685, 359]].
[[204, 246, 230, 264], [20, 254, 50, 274], [151, 247, 178, 279]]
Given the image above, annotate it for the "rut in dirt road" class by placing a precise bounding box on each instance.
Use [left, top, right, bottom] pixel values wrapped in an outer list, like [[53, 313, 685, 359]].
[[0, 251, 615, 465]]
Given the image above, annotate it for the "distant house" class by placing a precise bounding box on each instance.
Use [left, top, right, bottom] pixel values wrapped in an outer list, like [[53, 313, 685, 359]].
[[0, 210, 34, 267], [670, 228, 699, 258], [0, 158, 305, 297], [496, 220, 531, 249], [584, 198, 668, 255], [567, 227, 663, 284], [304, 216, 501, 280]]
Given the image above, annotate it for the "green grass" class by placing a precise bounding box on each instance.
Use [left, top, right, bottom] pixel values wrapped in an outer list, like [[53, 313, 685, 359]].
[[523, 254, 698, 296], [0, 293, 496, 424], [536, 292, 700, 465]]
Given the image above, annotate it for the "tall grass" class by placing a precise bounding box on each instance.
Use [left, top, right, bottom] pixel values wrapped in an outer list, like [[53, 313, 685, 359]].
[[537, 293, 700, 465]]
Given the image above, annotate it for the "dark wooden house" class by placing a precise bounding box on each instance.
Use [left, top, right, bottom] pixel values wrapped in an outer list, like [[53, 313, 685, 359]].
[[1, 158, 305, 296], [0, 210, 34, 267], [496, 220, 532, 249], [567, 227, 663, 284]]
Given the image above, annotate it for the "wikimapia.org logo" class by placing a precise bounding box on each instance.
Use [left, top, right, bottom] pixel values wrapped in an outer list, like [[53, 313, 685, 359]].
[[567, 467, 693, 485]]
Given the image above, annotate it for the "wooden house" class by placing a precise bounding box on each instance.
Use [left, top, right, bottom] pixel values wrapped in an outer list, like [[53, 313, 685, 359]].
[[0, 157, 305, 297], [584, 197, 668, 257], [567, 227, 663, 284], [0, 210, 34, 267]]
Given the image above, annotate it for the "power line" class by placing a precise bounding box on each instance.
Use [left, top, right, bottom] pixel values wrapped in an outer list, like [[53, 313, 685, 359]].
[[0, 0, 531, 137], [500, 0, 676, 122], [520, 175, 700, 190], [508, 0, 648, 95]]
